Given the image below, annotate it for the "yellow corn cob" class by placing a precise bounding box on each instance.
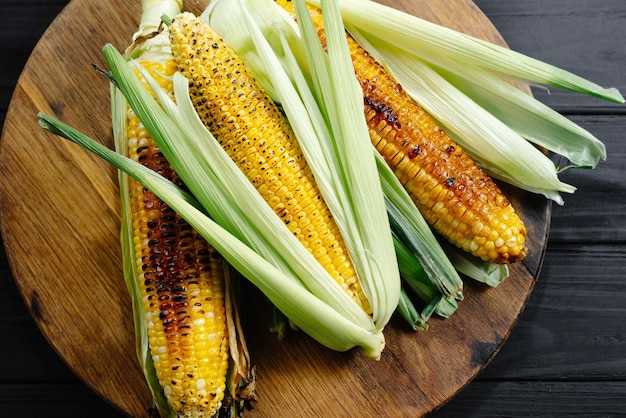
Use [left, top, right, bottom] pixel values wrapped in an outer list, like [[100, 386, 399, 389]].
[[127, 60, 230, 417], [168, 12, 372, 313], [279, 2, 527, 264]]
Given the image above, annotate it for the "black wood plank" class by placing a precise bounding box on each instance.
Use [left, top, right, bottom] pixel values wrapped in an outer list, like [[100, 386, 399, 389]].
[[484, 243, 626, 380], [549, 115, 626, 244], [0, 384, 123, 418], [0, 1, 69, 117], [431, 381, 626, 417]]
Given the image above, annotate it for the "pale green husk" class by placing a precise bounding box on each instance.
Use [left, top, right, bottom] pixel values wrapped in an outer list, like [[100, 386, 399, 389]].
[[431, 63, 607, 169], [125, 0, 182, 62], [440, 240, 510, 288], [348, 28, 576, 204], [378, 153, 462, 300], [311, 0, 624, 103]]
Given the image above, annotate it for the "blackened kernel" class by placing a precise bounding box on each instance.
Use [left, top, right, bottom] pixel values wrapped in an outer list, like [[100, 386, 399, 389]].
[[408, 145, 421, 159], [444, 177, 456, 188]]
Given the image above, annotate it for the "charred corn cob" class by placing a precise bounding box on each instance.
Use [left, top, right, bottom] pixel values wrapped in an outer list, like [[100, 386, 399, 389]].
[[128, 61, 231, 417], [168, 12, 372, 313], [117, 2, 255, 413], [279, 1, 527, 264]]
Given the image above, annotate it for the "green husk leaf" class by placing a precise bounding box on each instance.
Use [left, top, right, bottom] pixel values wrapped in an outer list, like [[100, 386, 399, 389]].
[[397, 288, 428, 330], [297, 0, 400, 328], [125, 0, 182, 61], [394, 236, 458, 318], [378, 153, 463, 300], [431, 63, 607, 169], [441, 240, 510, 288]]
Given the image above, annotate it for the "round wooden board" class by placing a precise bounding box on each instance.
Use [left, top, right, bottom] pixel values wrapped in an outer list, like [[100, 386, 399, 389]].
[[0, 0, 550, 416]]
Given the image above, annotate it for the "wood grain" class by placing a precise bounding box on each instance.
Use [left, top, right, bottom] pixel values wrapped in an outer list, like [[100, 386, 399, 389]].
[[0, 0, 549, 416], [435, 380, 626, 416]]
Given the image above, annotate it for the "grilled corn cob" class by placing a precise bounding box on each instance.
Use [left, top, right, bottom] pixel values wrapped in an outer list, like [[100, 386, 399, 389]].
[[117, 3, 255, 414], [127, 61, 232, 417], [279, 1, 527, 264], [168, 12, 372, 313]]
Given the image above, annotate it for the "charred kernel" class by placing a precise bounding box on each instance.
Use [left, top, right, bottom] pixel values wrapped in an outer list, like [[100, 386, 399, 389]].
[[408, 145, 421, 159], [174, 301, 189, 310]]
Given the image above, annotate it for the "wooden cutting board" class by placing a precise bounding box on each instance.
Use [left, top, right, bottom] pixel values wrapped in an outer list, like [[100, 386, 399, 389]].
[[0, 0, 550, 416]]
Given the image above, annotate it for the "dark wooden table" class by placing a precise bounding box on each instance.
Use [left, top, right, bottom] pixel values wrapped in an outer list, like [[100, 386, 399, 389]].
[[1, 1, 625, 416]]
